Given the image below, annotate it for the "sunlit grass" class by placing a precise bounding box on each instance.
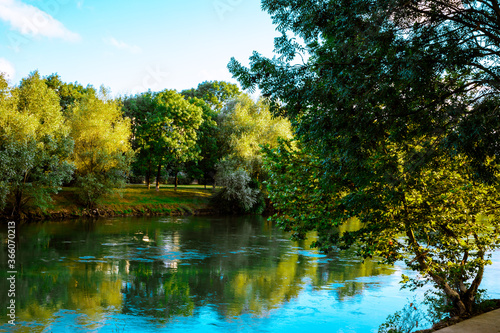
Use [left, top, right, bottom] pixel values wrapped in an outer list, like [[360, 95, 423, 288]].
[[49, 184, 218, 215], [102, 184, 214, 205]]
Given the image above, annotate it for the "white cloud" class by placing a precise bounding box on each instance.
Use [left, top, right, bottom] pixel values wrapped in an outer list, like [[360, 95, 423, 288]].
[[0, 58, 15, 80], [0, 0, 80, 41], [104, 36, 142, 54]]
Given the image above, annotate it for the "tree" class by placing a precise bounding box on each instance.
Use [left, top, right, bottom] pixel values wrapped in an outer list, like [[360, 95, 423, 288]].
[[122, 92, 158, 188], [0, 72, 74, 216], [264, 138, 500, 317], [218, 94, 293, 179], [214, 94, 293, 213], [45, 73, 96, 113], [67, 87, 133, 208], [183, 97, 220, 189], [151, 90, 204, 191], [179, 81, 241, 189], [181, 80, 240, 112], [229, 0, 500, 317]]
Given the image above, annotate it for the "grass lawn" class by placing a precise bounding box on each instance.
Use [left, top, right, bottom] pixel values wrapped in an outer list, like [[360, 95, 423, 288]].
[[48, 184, 218, 216]]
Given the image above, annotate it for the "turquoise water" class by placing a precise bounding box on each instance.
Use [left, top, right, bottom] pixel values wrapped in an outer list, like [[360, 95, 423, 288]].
[[1, 216, 499, 332]]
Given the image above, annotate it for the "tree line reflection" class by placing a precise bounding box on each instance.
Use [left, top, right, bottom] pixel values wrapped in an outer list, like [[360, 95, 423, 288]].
[[0, 216, 396, 332]]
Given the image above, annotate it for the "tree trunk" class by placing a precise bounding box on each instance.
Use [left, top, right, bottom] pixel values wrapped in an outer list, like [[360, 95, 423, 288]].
[[156, 162, 162, 191], [406, 226, 471, 317], [146, 161, 151, 190], [12, 189, 23, 217], [174, 171, 178, 191]]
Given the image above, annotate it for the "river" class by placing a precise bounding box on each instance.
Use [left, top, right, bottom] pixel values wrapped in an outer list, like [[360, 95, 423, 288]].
[[1, 215, 499, 332]]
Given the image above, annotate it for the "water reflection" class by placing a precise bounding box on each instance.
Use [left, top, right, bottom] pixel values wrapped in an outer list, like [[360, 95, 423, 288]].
[[3, 215, 493, 332]]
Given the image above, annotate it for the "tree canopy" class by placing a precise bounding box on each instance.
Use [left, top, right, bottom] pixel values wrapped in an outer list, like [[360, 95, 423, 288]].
[[213, 94, 293, 214], [218, 94, 293, 178], [181, 80, 240, 112], [152, 90, 204, 190], [0, 72, 74, 215], [229, 0, 500, 317], [122, 90, 204, 191], [229, 0, 500, 177], [67, 87, 133, 207]]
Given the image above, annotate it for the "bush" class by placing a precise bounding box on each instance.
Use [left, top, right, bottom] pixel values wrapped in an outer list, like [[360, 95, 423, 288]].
[[214, 164, 259, 212], [75, 169, 126, 208]]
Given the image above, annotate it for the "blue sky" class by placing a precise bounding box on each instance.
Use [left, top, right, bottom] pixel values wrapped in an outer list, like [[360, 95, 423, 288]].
[[0, 0, 280, 95]]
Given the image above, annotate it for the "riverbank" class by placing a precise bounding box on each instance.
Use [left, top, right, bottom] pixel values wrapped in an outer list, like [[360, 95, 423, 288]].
[[415, 299, 500, 332], [1, 184, 217, 221], [433, 307, 500, 333]]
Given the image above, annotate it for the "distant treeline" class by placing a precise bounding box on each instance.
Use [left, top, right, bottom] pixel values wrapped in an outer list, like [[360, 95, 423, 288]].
[[0, 72, 292, 217]]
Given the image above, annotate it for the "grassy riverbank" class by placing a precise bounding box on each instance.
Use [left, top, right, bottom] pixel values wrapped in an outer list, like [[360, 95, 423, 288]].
[[21, 184, 217, 220]]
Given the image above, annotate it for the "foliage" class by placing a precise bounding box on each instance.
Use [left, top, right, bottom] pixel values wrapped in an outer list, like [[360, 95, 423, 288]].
[[67, 88, 133, 208], [380, 288, 494, 332], [179, 81, 241, 187], [212, 159, 260, 213], [122, 90, 205, 191], [422, 290, 454, 324], [214, 94, 292, 212], [183, 97, 220, 188], [263, 137, 500, 317], [152, 90, 204, 190], [121, 92, 157, 186], [229, 0, 500, 175], [0, 72, 74, 215], [217, 94, 293, 178], [230, 0, 500, 317], [45, 73, 96, 113], [181, 80, 240, 112], [378, 298, 425, 333]]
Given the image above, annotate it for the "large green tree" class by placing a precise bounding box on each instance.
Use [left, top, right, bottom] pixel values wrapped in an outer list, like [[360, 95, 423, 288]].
[[151, 90, 204, 191], [122, 90, 204, 191], [179, 81, 242, 188], [229, 0, 500, 317], [183, 97, 219, 189], [0, 72, 74, 216], [122, 92, 158, 188], [45, 73, 96, 113]]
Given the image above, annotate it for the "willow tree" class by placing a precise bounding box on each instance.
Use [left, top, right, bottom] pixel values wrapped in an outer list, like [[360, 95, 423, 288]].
[[214, 94, 293, 213], [0, 72, 73, 216], [67, 88, 133, 208], [229, 0, 500, 317]]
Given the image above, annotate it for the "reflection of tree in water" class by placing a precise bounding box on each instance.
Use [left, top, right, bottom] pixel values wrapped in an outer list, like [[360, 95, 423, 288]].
[[0, 215, 397, 331], [305, 219, 397, 301], [120, 217, 396, 318], [0, 220, 124, 332], [121, 262, 194, 321], [0, 260, 123, 332]]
